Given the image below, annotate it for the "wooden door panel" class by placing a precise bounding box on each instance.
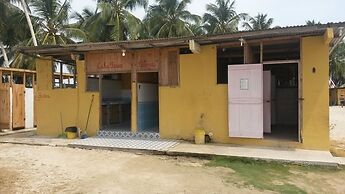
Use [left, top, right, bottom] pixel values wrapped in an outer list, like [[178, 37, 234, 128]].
[[12, 84, 25, 128], [0, 84, 10, 129], [228, 64, 263, 138]]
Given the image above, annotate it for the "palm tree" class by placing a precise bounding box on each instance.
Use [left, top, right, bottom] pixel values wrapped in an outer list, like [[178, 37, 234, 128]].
[[203, 0, 247, 34], [71, 8, 100, 42], [187, 18, 206, 36], [242, 13, 273, 31], [1, 0, 39, 46], [0, 0, 31, 67], [330, 42, 345, 87], [71, 7, 97, 28], [8, 0, 87, 69], [144, 0, 201, 38], [81, 0, 148, 41], [29, 0, 87, 45], [0, 0, 11, 66], [306, 20, 321, 26], [19, 0, 38, 46]]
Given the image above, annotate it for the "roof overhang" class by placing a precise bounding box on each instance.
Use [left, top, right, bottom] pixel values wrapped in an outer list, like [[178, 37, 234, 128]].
[[16, 22, 345, 61]]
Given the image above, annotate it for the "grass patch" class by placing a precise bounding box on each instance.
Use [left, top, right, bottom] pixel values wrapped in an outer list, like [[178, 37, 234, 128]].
[[207, 156, 310, 193]]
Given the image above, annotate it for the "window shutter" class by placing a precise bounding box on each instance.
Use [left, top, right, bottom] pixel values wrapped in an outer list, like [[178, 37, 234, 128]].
[[159, 49, 179, 86]]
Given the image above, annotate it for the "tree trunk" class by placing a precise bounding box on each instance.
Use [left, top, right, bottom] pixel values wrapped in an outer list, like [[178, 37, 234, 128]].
[[20, 0, 38, 46], [0, 42, 9, 67]]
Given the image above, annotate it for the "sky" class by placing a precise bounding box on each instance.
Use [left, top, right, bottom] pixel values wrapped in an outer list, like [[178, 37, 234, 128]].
[[71, 0, 345, 27]]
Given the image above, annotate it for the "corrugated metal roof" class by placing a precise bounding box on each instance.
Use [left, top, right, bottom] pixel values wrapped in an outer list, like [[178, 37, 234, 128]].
[[17, 22, 345, 57]]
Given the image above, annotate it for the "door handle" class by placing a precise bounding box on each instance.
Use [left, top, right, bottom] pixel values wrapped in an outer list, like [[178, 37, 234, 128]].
[[298, 98, 305, 101]]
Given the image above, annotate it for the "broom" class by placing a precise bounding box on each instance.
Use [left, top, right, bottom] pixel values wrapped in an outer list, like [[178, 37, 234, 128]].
[[81, 95, 94, 139]]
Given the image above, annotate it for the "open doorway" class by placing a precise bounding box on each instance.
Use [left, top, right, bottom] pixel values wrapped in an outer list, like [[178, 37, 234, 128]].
[[264, 63, 299, 141], [99, 73, 132, 131], [137, 72, 159, 133]]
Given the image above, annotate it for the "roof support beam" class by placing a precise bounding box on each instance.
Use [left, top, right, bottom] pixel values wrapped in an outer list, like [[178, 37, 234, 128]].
[[330, 27, 345, 54], [189, 40, 201, 54], [324, 28, 334, 45]]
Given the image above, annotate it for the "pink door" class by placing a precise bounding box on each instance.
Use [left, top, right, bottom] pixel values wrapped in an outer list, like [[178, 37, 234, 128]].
[[263, 71, 271, 133], [228, 64, 263, 138]]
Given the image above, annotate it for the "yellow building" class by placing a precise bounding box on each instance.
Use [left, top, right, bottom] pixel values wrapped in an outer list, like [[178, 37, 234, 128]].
[[330, 87, 345, 106], [19, 23, 345, 151]]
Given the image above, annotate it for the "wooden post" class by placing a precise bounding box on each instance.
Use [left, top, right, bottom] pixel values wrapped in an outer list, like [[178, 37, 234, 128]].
[[131, 60, 138, 133], [260, 41, 264, 63], [9, 71, 13, 131], [73, 68, 77, 88], [98, 74, 103, 130], [244, 42, 253, 64], [23, 73, 26, 87], [10, 71, 13, 87], [32, 73, 35, 87], [59, 63, 63, 88]]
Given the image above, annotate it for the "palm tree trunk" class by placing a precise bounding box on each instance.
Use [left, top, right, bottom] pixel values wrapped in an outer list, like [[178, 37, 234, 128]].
[[0, 42, 9, 67], [20, 0, 38, 46]]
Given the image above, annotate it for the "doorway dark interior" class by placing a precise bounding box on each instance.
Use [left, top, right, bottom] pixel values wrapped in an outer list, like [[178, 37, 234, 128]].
[[100, 73, 131, 131], [137, 72, 159, 133], [264, 63, 299, 141]]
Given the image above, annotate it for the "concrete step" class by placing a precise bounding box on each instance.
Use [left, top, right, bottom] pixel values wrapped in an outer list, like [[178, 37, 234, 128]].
[[0, 128, 36, 138]]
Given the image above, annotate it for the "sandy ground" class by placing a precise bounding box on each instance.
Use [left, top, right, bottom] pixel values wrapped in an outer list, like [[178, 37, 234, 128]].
[[330, 107, 345, 156], [330, 106, 345, 142], [1, 144, 345, 194], [0, 144, 264, 194], [0, 108, 343, 193]]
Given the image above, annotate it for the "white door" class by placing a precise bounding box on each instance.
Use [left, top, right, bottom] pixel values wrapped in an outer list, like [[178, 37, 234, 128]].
[[263, 71, 271, 133], [228, 64, 263, 138], [25, 88, 34, 128]]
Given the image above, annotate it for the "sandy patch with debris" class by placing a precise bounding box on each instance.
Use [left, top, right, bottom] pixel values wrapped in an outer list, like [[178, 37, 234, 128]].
[[330, 106, 345, 142], [0, 144, 263, 194], [330, 107, 345, 156]]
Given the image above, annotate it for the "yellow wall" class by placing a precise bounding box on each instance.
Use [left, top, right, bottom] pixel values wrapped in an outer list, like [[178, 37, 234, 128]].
[[159, 45, 228, 141], [160, 38, 330, 150], [35, 35, 331, 150], [301, 36, 330, 150], [36, 58, 99, 137], [159, 45, 282, 148], [76, 61, 100, 136]]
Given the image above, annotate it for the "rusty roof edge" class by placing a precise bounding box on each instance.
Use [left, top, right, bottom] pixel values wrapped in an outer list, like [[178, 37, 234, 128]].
[[16, 22, 345, 55]]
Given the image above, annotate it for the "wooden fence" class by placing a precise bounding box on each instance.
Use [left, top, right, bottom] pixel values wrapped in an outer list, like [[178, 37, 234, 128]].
[[0, 67, 36, 130]]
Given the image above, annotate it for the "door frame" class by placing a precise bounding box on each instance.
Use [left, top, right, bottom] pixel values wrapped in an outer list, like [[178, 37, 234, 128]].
[[263, 70, 271, 133], [97, 72, 132, 131], [263, 60, 302, 143], [136, 71, 160, 133]]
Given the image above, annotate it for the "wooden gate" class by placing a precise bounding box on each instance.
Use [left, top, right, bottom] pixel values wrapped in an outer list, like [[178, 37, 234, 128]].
[[12, 84, 25, 128], [0, 84, 10, 129]]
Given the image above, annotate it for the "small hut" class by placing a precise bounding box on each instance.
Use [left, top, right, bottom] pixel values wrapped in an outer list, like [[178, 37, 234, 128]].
[[330, 85, 345, 106], [0, 67, 36, 131]]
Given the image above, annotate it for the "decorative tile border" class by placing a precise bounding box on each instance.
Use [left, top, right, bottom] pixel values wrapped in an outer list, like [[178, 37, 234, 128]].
[[70, 137, 180, 151], [97, 130, 160, 140]]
